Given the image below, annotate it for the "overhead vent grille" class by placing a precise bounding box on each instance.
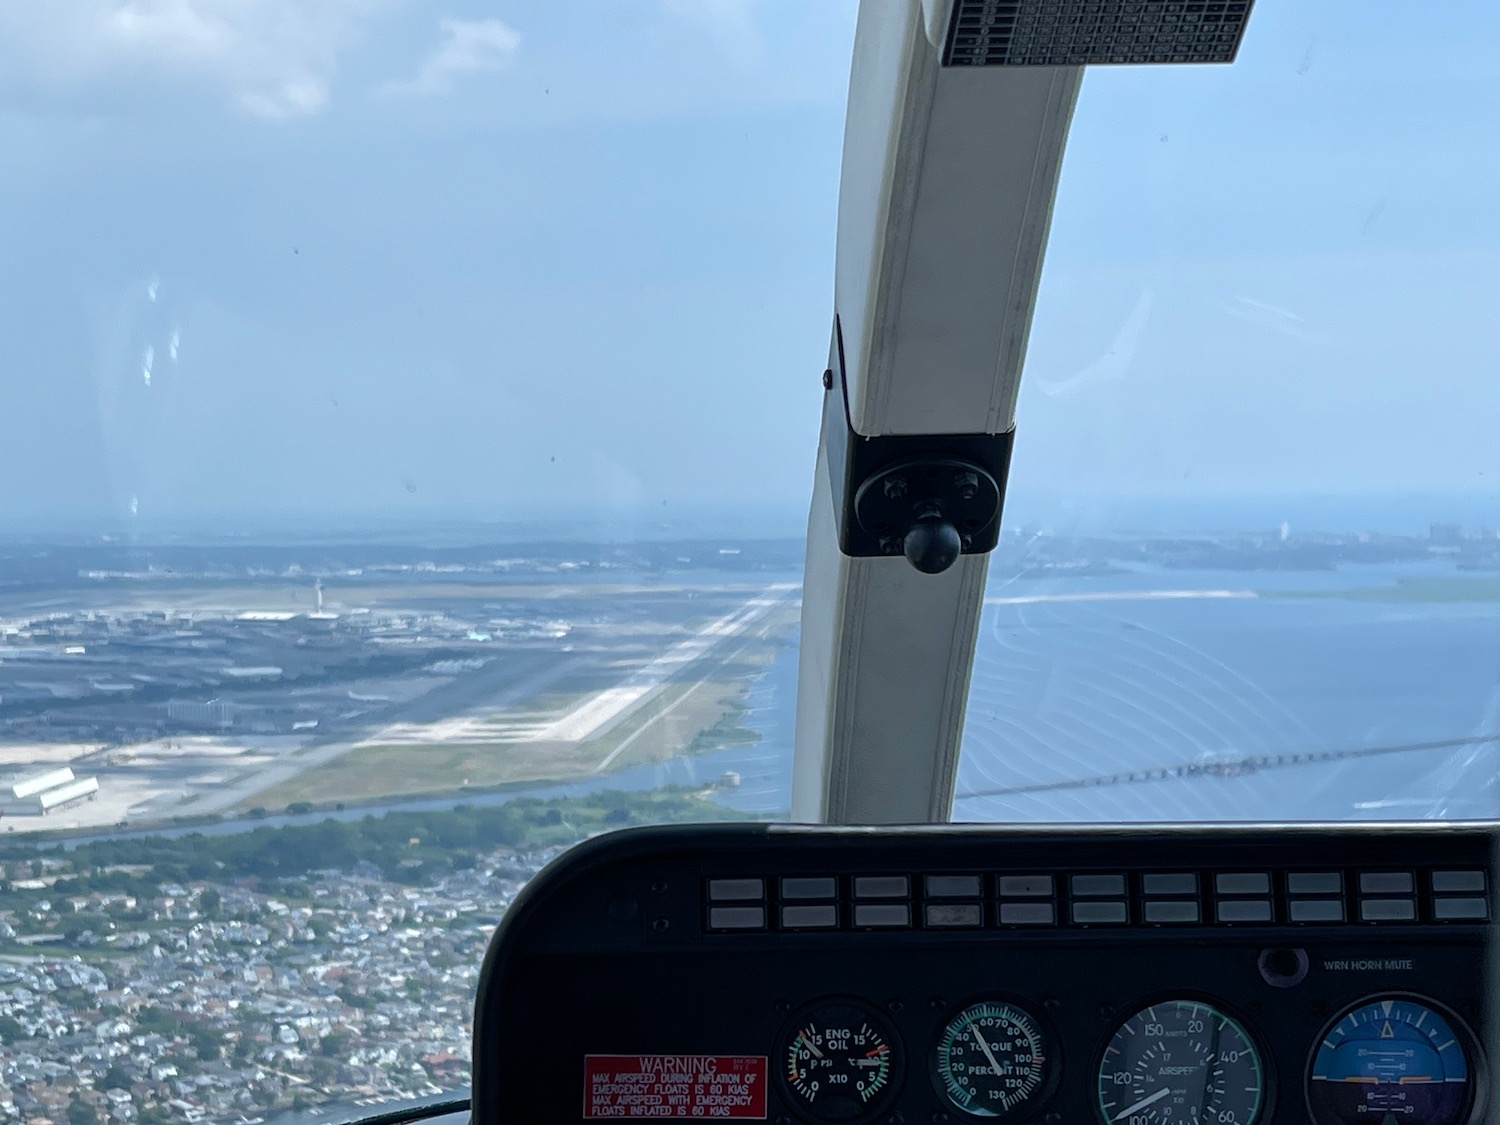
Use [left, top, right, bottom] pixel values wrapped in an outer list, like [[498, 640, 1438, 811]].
[[944, 0, 1255, 68]]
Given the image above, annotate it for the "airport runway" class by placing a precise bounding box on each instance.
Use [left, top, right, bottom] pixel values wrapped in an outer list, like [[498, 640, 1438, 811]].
[[156, 584, 795, 817], [154, 652, 588, 818]]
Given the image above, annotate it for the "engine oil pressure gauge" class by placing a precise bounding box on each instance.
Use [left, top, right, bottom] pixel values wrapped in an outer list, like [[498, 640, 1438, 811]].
[[777, 998, 900, 1122]]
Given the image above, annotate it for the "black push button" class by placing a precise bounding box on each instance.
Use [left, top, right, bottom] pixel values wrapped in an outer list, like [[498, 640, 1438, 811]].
[[999, 902, 1055, 925], [1071, 874, 1125, 897], [1142, 873, 1197, 895], [1287, 872, 1342, 895], [1216, 873, 1269, 895], [927, 875, 983, 898], [1359, 872, 1414, 894], [1289, 899, 1343, 923], [781, 877, 836, 900], [1143, 900, 1199, 923], [708, 906, 765, 930], [708, 878, 763, 901], [781, 904, 838, 929], [854, 903, 910, 927], [1431, 871, 1486, 893], [1359, 898, 1416, 921], [1216, 900, 1272, 923], [999, 875, 1054, 897], [854, 875, 910, 899], [926, 903, 983, 928]]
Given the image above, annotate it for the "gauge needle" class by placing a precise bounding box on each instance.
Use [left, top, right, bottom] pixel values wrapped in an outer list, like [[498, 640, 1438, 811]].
[[1113, 1087, 1171, 1120], [970, 1026, 1006, 1075], [798, 1034, 824, 1059]]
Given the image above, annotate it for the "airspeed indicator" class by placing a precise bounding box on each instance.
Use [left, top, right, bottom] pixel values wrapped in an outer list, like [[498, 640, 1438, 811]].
[[1096, 1000, 1265, 1125]]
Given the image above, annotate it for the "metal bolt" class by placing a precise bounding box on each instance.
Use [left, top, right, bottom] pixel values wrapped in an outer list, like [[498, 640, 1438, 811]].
[[954, 471, 979, 501], [884, 476, 908, 500], [929, 997, 946, 1010], [960, 533, 974, 551], [1045, 1114, 1062, 1124], [774, 1000, 790, 1014], [887, 1000, 904, 1014], [1043, 996, 1060, 1010], [651, 917, 669, 932], [650, 879, 668, 894], [878, 537, 901, 556], [822, 369, 833, 390]]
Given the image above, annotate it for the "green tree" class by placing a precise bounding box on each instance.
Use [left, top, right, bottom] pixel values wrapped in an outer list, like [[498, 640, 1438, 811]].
[[67, 1097, 100, 1125], [197, 888, 221, 917], [102, 1066, 133, 1091], [136, 1006, 180, 1035], [0, 1015, 25, 1042], [336, 986, 372, 1010], [190, 1026, 225, 1060], [54, 986, 90, 1008]]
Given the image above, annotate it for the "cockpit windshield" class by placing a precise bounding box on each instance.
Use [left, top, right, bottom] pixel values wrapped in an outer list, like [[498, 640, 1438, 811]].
[[0, 2, 1496, 1123], [957, 0, 1500, 824]]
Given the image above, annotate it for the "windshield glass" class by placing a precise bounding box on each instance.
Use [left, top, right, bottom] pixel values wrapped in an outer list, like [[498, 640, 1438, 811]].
[[0, 4, 844, 1122], [2, 2, 1497, 1123], [956, 1, 1500, 823]]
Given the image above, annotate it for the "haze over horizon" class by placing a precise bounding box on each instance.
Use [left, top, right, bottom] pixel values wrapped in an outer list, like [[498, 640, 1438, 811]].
[[1, 1, 1495, 532]]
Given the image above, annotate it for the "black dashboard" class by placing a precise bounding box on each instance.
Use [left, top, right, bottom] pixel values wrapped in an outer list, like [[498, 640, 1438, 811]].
[[471, 824, 1494, 1124]]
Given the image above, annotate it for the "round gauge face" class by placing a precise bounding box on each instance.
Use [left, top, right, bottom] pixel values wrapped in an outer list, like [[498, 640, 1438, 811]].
[[935, 999, 1055, 1118], [1097, 1000, 1265, 1125], [1308, 996, 1478, 1125], [779, 1000, 898, 1122]]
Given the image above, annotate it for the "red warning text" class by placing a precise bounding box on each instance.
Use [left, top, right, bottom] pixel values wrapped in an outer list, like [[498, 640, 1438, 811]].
[[584, 1054, 768, 1119]]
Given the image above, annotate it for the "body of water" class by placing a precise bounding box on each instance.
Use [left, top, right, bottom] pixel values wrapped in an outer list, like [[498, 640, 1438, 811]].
[[722, 561, 1500, 823]]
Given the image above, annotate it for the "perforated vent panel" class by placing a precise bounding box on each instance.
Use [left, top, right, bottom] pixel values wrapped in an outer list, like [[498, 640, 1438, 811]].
[[945, 0, 1255, 67]]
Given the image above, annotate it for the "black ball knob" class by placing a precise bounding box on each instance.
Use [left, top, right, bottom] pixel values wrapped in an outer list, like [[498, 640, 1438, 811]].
[[903, 517, 962, 574]]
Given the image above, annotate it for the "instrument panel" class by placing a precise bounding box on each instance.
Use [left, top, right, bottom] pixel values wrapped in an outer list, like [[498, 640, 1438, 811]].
[[470, 824, 1494, 1124]]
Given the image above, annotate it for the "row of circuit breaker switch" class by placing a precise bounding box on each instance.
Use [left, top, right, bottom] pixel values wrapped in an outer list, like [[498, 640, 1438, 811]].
[[703, 869, 1489, 932]]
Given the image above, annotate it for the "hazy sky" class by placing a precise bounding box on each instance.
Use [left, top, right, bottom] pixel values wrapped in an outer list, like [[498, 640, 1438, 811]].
[[0, 1, 1496, 534]]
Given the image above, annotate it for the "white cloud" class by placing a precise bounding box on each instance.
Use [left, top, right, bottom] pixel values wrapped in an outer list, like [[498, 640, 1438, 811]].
[[238, 79, 331, 119], [0, 0, 383, 118], [385, 18, 520, 97], [104, 1, 238, 59], [659, 0, 765, 64]]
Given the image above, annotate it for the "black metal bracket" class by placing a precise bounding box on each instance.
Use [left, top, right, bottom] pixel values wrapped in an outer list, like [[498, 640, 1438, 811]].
[[823, 316, 1014, 574]]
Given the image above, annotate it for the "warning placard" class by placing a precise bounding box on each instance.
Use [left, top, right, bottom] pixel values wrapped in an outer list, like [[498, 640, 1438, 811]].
[[583, 1054, 768, 1119]]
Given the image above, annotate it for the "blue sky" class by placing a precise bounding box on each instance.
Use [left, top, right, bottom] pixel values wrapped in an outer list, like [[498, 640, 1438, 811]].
[[0, 1, 1495, 535]]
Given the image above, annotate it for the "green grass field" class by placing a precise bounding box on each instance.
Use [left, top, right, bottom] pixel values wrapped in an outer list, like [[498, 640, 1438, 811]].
[[246, 605, 797, 811]]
